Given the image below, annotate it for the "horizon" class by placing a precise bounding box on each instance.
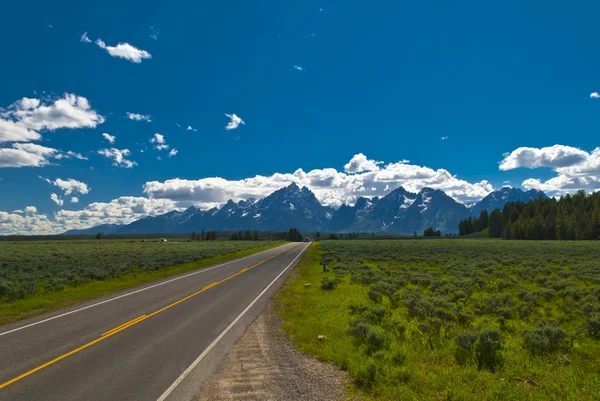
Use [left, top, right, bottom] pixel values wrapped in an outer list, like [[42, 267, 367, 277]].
[[2, 0, 600, 234]]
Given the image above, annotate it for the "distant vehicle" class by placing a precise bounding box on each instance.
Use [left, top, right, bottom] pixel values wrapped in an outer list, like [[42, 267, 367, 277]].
[[304, 237, 311, 242], [161, 238, 167, 243]]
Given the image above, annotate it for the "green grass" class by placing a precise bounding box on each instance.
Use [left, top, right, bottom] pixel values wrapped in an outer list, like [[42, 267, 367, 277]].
[[277, 240, 600, 401], [0, 240, 284, 324]]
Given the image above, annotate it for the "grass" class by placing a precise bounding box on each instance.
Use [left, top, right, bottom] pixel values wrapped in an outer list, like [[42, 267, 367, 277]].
[[277, 240, 600, 401], [0, 240, 284, 324]]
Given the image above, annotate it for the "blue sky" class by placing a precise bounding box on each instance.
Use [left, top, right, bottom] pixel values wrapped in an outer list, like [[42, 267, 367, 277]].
[[1, 0, 600, 234]]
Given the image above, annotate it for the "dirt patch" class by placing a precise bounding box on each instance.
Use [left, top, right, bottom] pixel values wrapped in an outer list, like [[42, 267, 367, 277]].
[[195, 302, 349, 401]]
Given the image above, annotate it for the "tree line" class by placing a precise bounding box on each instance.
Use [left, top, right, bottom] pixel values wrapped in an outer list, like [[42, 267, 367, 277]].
[[459, 190, 600, 240]]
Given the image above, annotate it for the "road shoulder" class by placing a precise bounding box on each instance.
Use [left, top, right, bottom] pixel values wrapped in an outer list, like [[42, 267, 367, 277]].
[[195, 301, 349, 401]]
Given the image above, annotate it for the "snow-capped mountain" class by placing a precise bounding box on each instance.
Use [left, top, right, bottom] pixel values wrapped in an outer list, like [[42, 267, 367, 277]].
[[469, 187, 547, 216], [66, 184, 547, 235]]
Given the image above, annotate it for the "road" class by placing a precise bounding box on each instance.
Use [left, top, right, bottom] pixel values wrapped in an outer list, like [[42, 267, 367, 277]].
[[0, 242, 310, 401]]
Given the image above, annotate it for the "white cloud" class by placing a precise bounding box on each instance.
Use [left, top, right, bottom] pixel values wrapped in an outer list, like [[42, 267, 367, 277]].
[[0, 196, 179, 235], [168, 149, 178, 158], [10, 94, 104, 132], [102, 133, 116, 144], [186, 126, 197, 132], [98, 148, 137, 168], [80, 32, 91, 43], [591, 92, 600, 99], [150, 133, 170, 151], [70, 197, 79, 203], [344, 153, 383, 173], [0, 119, 42, 143], [150, 133, 165, 144], [555, 147, 600, 177], [95, 39, 152, 63], [143, 153, 493, 209], [25, 206, 37, 215], [54, 150, 88, 160], [0, 143, 57, 167], [501, 144, 600, 196], [50, 193, 64, 206], [294, 65, 305, 71], [441, 136, 449, 140], [149, 25, 159, 40], [499, 145, 589, 171], [224, 113, 245, 130], [51, 178, 90, 195], [126, 112, 151, 122]]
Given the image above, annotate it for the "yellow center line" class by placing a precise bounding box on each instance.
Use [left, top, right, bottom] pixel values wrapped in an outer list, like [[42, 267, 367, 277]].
[[0, 243, 300, 391], [101, 315, 147, 337]]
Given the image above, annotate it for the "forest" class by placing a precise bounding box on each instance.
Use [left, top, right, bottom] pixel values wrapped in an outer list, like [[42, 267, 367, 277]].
[[459, 190, 600, 240]]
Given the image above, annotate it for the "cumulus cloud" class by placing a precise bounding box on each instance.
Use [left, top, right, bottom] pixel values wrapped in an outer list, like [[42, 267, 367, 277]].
[[50, 193, 64, 206], [0, 143, 57, 167], [501, 144, 600, 196], [95, 39, 152, 63], [1, 196, 180, 235], [499, 145, 589, 171], [46, 178, 90, 195], [143, 153, 493, 209], [0, 118, 41, 143], [1, 93, 103, 145], [591, 92, 600, 99], [102, 133, 116, 144], [168, 149, 178, 158], [80, 32, 91, 43], [150, 133, 165, 144], [98, 148, 137, 168], [126, 112, 151, 122], [224, 113, 245, 130], [70, 197, 79, 203], [150, 133, 170, 151], [294, 65, 305, 71], [186, 126, 197, 132], [0, 210, 55, 235], [25, 206, 37, 215], [344, 153, 383, 173]]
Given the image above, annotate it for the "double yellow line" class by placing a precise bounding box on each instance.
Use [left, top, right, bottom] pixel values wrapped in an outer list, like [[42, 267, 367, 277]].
[[0, 243, 298, 391]]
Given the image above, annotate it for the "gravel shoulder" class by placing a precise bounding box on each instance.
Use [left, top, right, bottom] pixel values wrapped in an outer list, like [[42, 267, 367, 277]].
[[195, 301, 349, 401]]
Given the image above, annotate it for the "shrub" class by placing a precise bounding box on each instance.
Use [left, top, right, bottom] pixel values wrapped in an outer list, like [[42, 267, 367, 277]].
[[455, 331, 478, 351], [523, 323, 568, 356], [392, 350, 407, 366], [366, 327, 386, 349], [368, 287, 383, 303], [349, 317, 371, 339], [355, 360, 377, 388], [321, 277, 337, 291], [475, 329, 503, 372], [586, 314, 600, 338]]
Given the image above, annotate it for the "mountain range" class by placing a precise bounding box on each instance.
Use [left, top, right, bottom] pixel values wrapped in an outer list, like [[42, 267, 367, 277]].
[[63, 184, 546, 235]]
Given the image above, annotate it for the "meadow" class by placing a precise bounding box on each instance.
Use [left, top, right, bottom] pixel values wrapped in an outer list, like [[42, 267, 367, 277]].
[[278, 239, 600, 400], [0, 239, 281, 322]]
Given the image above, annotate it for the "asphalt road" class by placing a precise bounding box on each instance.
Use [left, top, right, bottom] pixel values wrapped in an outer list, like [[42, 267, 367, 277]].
[[0, 242, 310, 401]]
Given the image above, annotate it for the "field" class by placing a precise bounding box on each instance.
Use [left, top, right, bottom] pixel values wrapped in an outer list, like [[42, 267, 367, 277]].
[[0, 239, 281, 323], [277, 240, 600, 400]]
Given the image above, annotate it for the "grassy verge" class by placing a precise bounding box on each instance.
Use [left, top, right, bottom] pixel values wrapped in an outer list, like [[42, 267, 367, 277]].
[[276, 243, 373, 400], [1, 241, 285, 325], [276, 241, 600, 401]]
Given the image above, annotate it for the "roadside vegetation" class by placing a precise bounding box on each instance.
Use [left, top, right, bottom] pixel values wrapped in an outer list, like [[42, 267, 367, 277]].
[[278, 240, 600, 400], [0, 240, 282, 323]]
